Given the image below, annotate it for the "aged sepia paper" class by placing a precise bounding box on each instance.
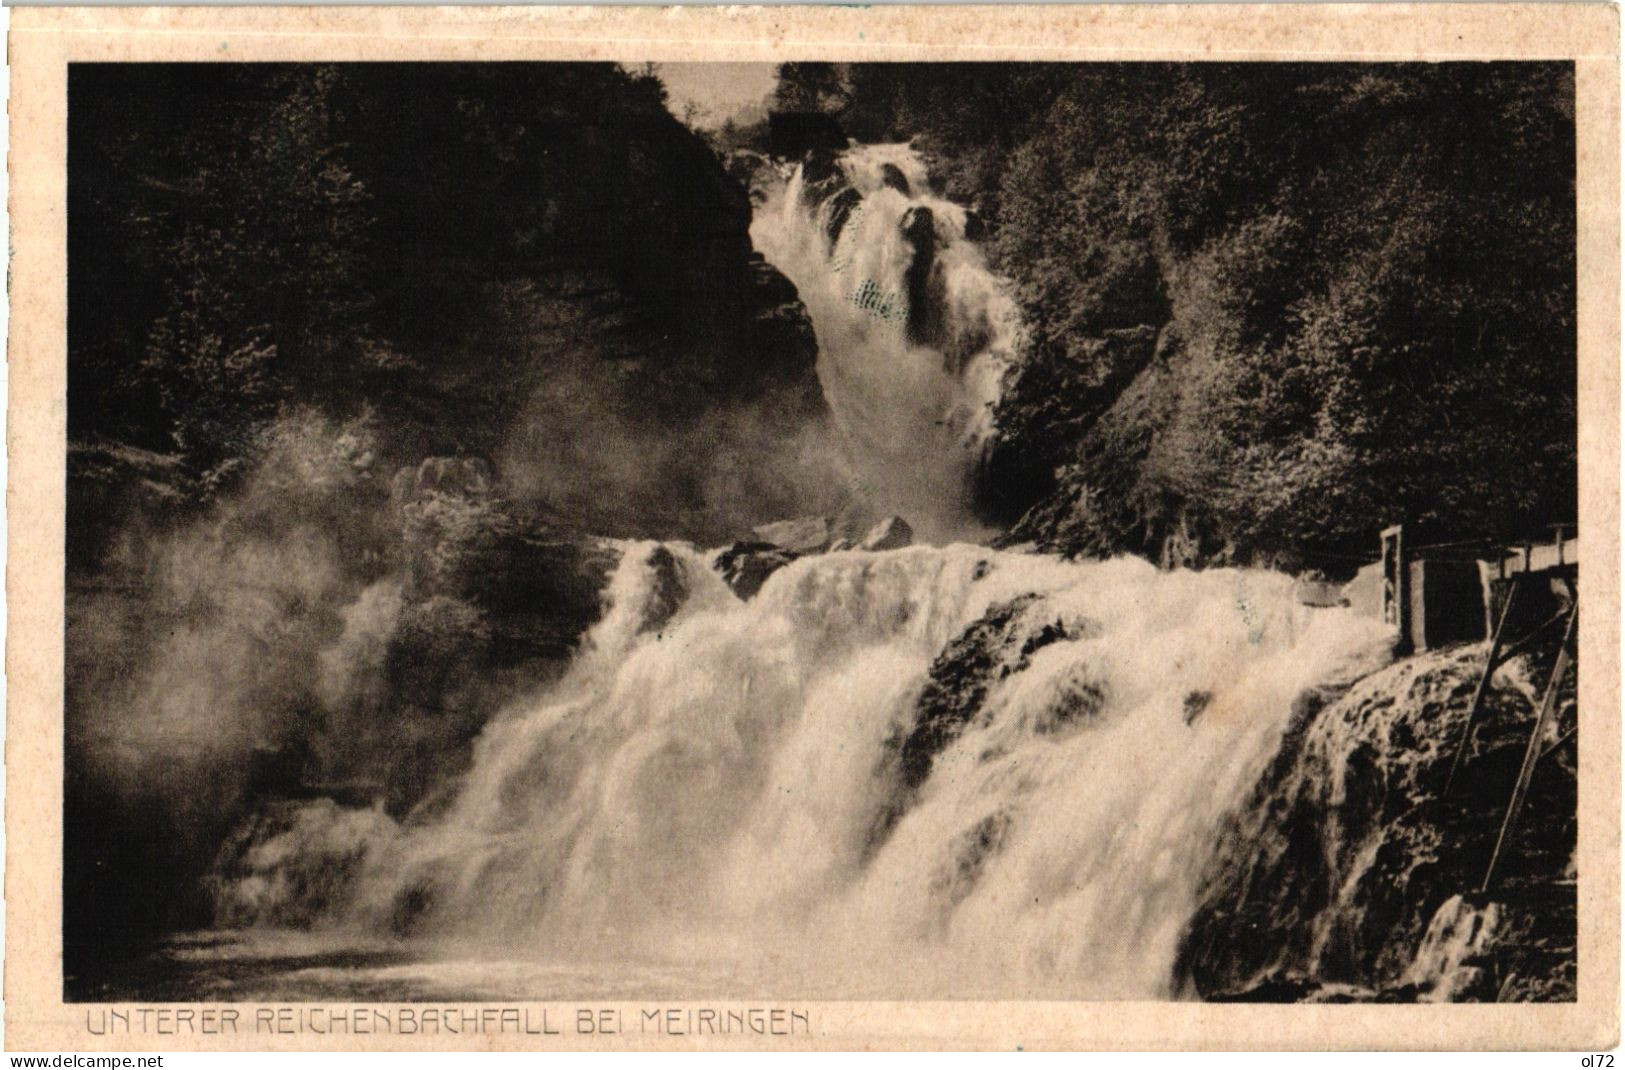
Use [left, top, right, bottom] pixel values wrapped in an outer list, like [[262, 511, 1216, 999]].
[[8, 3, 1620, 1051]]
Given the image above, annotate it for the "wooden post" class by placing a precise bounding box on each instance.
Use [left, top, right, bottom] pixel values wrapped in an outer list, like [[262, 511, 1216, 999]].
[[1480, 602, 1577, 894], [1381, 525, 1411, 655], [1443, 576, 1522, 798]]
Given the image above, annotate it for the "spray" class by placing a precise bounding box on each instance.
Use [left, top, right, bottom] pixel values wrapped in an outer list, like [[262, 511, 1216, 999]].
[[750, 145, 1024, 543], [216, 543, 1393, 998]]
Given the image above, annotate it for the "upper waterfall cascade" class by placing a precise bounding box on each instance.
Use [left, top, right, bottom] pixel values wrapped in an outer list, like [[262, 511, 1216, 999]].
[[749, 144, 1023, 543]]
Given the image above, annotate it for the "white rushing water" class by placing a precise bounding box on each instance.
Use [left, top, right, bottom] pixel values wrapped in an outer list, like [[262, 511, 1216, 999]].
[[749, 144, 1022, 543], [203, 143, 1409, 1001], [216, 542, 1394, 999]]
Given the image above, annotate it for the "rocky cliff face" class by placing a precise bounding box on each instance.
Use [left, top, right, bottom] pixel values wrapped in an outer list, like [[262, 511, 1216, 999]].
[[1177, 644, 1577, 1001], [980, 325, 1165, 548]]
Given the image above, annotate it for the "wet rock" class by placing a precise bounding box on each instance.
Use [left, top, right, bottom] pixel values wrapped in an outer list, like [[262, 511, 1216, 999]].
[[961, 209, 987, 243], [390, 881, 435, 938], [897, 594, 1073, 791], [829, 538, 854, 552], [865, 597, 1096, 857], [1183, 690, 1213, 726], [860, 515, 914, 552], [408, 456, 492, 500], [472, 532, 620, 664], [1176, 646, 1577, 1001], [825, 187, 863, 246], [1295, 571, 1349, 608], [979, 323, 1161, 535], [746, 250, 801, 308], [743, 255, 823, 405], [1204, 894, 1509, 1005], [752, 516, 834, 555], [899, 206, 944, 349], [1019, 617, 1070, 659], [1031, 675, 1105, 735], [713, 541, 799, 601], [900, 205, 936, 250], [1203, 973, 1378, 1003], [1398, 894, 1502, 1000], [929, 811, 1013, 909], [879, 162, 911, 194], [798, 147, 848, 207], [638, 545, 689, 635]]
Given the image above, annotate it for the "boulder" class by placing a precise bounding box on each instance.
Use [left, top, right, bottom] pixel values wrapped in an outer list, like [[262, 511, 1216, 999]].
[[961, 209, 987, 243], [431, 529, 619, 666], [638, 545, 689, 635], [899, 206, 937, 274], [1294, 572, 1349, 609], [897, 594, 1085, 793], [713, 541, 799, 601], [898, 206, 946, 349], [393, 456, 492, 506], [860, 515, 914, 552], [879, 162, 911, 195], [752, 516, 834, 555]]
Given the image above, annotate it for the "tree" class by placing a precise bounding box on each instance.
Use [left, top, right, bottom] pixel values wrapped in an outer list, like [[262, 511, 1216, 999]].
[[70, 65, 374, 480], [772, 62, 845, 113]]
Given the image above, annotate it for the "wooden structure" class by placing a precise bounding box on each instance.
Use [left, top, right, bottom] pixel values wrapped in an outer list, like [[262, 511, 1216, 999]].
[[1382, 522, 1581, 892], [1370, 524, 1578, 655], [1380, 525, 1410, 653], [1351, 525, 1578, 894]]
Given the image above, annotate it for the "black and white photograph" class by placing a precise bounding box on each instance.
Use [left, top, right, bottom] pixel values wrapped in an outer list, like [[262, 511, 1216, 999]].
[[51, 43, 1594, 1020]]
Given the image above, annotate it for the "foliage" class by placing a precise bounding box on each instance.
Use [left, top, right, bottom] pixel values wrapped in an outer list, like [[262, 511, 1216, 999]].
[[803, 63, 1578, 566], [71, 61, 811, 543], [72, 66, 373, 476], [773, 62, 847, 114]]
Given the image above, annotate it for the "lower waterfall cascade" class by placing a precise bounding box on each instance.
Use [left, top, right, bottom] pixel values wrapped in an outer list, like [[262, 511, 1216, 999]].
[[213, 542, 1402, 999]]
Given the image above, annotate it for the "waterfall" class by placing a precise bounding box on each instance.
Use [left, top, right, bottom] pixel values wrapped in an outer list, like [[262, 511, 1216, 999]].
[[748, 144, 1023, 543], [212, 543, 1395, 998]]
